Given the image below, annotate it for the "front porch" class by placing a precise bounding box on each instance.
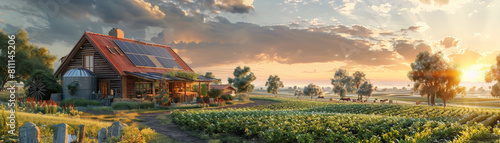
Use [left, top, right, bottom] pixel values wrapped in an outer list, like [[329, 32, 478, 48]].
[[124, 71, 219, 103]]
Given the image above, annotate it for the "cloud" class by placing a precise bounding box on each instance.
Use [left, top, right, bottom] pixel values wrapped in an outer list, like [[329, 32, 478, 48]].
[[487, 3, 494, 8], [400, 21, 430, 33], [337, 2, 357, 15], [407, 0, 473, 13], [393, 41, 432, 62], [370, 3, 392, 17], [302, 69, 317, 73], [3, 0, 448, 75], [468, 10, 478, 17], [214, 0, 254, 13], [447, 49, 483, 68], [309, 25, 374, 38], [419, 0, 450, 5], [438, 36, 461, 48]]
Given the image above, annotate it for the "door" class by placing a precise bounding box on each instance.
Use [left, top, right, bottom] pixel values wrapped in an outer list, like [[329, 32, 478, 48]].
[[100, 80, 110, 99]]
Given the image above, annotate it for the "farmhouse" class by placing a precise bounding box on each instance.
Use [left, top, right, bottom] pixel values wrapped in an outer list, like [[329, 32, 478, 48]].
[[210, 84, 237, 95], [55, 28, 218, 102]]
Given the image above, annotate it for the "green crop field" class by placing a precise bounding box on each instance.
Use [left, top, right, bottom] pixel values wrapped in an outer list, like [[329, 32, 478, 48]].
[[171, 98, 500, 142]]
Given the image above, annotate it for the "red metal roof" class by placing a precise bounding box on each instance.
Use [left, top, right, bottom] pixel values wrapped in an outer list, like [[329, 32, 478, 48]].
[[56, 31, 193, 76]]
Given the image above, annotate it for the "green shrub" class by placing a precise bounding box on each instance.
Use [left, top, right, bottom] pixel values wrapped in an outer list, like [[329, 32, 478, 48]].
[[225, 101, 234, 105], [87, 106, 113, 111], [208, 103, 219, 107], [203, 96, 210, 103], [60, 98, 103, 107], [67, 81, 79, 96], [220, 94, 232, 100], [237, 93, 250, 101], [169, 105, 202, 110], [208, 89, 223, 98], [25, 69, 62, 100], [111, 101, 154, 110]]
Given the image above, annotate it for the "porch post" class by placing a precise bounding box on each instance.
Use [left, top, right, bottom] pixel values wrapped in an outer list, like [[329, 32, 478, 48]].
[[152, 81, 157, 107], [184, 82, 187, 103], [198, 82, 201, 97], [121, 76, 127, 99], [208, 82, 211, 91]]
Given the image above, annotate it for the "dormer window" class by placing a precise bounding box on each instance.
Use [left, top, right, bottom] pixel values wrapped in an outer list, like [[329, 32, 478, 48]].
[[83, 54, 94, 71]]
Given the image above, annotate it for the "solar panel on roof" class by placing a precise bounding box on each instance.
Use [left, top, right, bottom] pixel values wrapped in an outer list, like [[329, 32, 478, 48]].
[[156, 57, 181, 69], [113, 40, 179, 69]]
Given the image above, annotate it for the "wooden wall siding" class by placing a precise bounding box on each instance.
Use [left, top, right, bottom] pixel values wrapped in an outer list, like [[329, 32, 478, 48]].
[[61, 40, 119, 79], [61, 39, 122, 96]]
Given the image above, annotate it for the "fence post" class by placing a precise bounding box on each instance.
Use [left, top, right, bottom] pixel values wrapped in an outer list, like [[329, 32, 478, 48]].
[[78, 124, 85, 143], [19, 122, 40, 143], [52, 123, 68, 143]]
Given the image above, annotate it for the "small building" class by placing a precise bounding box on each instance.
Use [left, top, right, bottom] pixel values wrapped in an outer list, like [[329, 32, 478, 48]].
[[210, 84, 237, 95], [55, 28, 218, 102]]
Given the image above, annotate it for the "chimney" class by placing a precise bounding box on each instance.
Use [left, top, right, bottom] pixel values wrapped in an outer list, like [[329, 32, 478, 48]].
[[109, 28, 124, 38]]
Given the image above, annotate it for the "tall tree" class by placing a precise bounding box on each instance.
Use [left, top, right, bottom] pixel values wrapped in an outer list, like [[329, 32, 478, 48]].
[[352, 71, 366, 99], [303, 83, 323, 99], [456, 86, 467, 98], [228, 66, 256, 93], [331, 69, 352, 97], [408, 51, 462, 106], [356, 81, 374, 101], [485, 54, 500, 98], [294, 89, 303, 96], [204, 72, 221, 84], [265, 75, 284, 96], [352, 71, 366, 89], [0, 29, 57, 88]]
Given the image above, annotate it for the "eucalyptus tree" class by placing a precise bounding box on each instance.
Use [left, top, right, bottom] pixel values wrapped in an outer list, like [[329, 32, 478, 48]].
[[265, 75, 284, 96], [408, 51, 462, 106], [356, 81, 374, 101], [486, 54, 500, 98], [331, 69, 352, 97], [228, 66, 257, 93], [303, 83, 323, 99]]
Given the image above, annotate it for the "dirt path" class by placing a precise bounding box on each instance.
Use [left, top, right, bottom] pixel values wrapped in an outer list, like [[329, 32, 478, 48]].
[[138, 99, 278, 143], [140, 111, 207, 143]]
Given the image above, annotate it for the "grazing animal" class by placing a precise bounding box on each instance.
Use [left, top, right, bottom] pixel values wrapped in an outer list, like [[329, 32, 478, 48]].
[[380, 99, 389, 102], [317, 96, 325, 99], [340, 97, 351, 101]]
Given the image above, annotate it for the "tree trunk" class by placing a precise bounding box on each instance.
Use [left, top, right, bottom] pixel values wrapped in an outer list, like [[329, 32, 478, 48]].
[[427, 95, 430, 105], [0, 76, 7, 90], [443, 98, 446, 107], [430, 94, 435, 106]]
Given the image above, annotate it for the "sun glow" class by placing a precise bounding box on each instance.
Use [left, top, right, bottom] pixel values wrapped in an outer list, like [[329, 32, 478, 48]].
[[461, 64, 485, 82]]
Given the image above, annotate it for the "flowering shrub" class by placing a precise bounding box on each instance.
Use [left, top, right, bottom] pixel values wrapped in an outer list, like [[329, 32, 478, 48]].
[[18, 97, 81, 116]]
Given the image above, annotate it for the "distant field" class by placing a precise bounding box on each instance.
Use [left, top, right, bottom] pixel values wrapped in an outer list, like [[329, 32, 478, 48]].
[[252, 89, 500, 107]]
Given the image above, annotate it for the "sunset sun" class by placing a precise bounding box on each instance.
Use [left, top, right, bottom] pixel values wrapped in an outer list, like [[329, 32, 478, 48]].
[[461, 65, 484, 82]]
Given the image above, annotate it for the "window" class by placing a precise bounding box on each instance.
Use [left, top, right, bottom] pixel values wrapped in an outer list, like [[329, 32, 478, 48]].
[[83, 55, 94, 71], [135, 82, 152, 95], [106, 46, 115, 54]]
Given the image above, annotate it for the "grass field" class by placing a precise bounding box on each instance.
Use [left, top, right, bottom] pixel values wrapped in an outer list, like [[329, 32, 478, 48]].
[[251, 89, 500, 107]]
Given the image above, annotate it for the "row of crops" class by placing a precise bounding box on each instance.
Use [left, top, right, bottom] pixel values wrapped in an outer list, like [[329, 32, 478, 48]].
[[252, 101, 500, 127], [171, 100, 500, 142]]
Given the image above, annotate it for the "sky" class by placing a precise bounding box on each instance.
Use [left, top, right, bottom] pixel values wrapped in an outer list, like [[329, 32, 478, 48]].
[[1, 0, 500, 88]]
